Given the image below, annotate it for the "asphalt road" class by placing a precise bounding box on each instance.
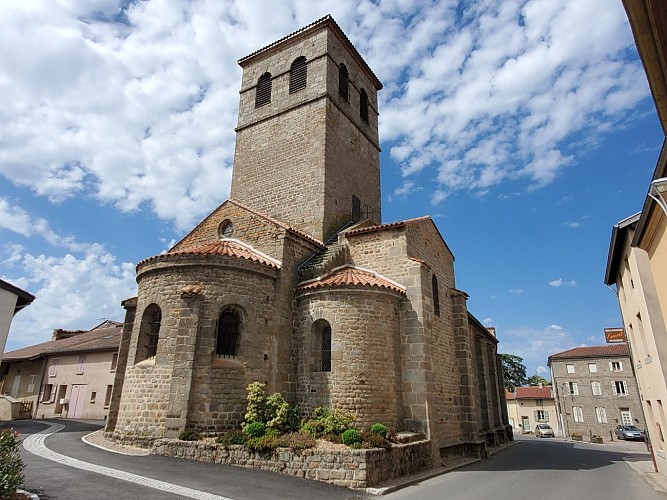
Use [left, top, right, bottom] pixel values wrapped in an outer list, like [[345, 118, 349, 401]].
[[386, 434, 664, 500]]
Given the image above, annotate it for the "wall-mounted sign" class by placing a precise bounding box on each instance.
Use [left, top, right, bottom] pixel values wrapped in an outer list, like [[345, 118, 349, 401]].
[[604, 327, 625, 343]]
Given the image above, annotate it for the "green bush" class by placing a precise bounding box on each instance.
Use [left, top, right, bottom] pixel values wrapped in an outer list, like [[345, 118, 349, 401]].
[[341, 428, 362, 446], [276, 432, 316, 450], [178, 428, 201, 441], [301, 407, 356, 437], [0, 429, 25, 498], [244, 382, 299, 433], [244, 421, 266, 438], [360, 430, 392, 450], [245, 434, 279, 453], [370, 423, 388, 438], [216, 430, 246, 446]]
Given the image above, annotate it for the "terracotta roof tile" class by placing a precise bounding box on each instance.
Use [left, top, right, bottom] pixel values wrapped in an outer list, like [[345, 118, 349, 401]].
[[138, 240, 281, 269], [514, 386, 553, 399], [505, 390, 516, 400], [549, 344, 629, 362], [345, 216, 431, 236], [3, 325, 122, 361], [298, 265, 406, 294]]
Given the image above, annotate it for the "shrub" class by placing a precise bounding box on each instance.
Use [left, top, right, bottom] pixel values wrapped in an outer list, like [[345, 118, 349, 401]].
[[277, 432, 316, 450], [244, 382, 299, 433], [370, 423, 388, 438], [341, 428, 362, 446], [360, 430, 392, 450], [244, 421, 266, 438], [301, 407, 356, 437], [244, 381, 267, 424], [245, 434, 279, 453], [216, 430, 246, 446], [0, 429, 25, 498], [178, 428, 201, 441]]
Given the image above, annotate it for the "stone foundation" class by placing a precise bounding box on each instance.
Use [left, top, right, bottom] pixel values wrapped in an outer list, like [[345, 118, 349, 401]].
[[151, 439, 433, 489]]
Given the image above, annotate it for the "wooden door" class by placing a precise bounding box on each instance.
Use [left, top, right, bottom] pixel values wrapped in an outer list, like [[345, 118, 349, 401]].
[[70, 384, 87, 418], [10, 375, 21, 398]]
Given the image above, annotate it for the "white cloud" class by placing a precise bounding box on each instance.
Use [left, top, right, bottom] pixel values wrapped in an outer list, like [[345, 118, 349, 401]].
[[483, 317, 493, 326], [509, 288, 523, 294], [547, 324, 563, 330], [549, 278, 578, 288], [498, 324, 577, 375], [536, 365, 549, 376]]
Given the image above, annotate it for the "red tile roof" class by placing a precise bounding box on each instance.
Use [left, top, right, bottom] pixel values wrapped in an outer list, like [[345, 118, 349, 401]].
[[505, 390, 515, 400], [3, 324, 122, 361], [514, 386, 553, 399], [298, 265, 406, 294], [345, 216, 431, 236], [138, 240, 281, 270], [548, 344, 629, 362]]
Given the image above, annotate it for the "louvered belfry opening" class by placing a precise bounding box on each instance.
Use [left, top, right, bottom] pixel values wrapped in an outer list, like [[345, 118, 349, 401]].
[[360, 88, 369, 123], [289, 56, 307, 94], [338, 63, 349, 101], [321, 325, 332, 372], [217, 310, 240, 358], [255, 72, 272, 107]]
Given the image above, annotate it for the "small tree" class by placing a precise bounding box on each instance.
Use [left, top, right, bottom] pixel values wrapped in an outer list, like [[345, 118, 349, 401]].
[[0, 429, 25, 498], [500, 353, 527, 391], [244, 381, 298, 433]]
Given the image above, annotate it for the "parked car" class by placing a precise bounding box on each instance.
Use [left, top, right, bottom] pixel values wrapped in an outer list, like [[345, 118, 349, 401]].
[[535, 423, 555, 437], [615, 425, 644, 441]]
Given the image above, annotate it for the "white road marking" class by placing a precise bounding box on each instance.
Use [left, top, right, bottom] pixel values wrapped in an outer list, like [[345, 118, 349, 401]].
[[22, 422, 234, 500]]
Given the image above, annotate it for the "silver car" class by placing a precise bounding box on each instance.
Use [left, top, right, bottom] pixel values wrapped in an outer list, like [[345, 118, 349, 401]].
[[535, 424, 555, 437], [615, 425, 644, 441]]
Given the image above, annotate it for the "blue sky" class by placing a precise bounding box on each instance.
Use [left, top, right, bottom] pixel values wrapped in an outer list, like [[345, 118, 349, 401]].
[[0, 0, 661, 378]]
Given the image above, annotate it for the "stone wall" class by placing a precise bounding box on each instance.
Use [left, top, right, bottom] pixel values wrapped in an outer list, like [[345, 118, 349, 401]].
[[152, 439, 433, 489]]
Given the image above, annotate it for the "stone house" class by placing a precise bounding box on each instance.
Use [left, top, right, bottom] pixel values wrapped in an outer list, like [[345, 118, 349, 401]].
[[1, 321, 121, 420], [506, 386, 559, 435], [548, 345, 645, 439], [107, 15, 510, 464]]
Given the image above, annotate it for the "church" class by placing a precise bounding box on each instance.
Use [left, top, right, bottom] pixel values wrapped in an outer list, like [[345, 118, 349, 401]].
[[106, 15, 510, 463]]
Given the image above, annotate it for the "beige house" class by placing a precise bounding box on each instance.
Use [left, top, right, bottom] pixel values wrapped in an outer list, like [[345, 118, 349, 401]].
[[603, 0, 667, 476], [1, 321, 121, 420], [506, 386, 559, 435], [549, 345, 645, 440], [0, 279, 35, 366], [106, 15, 511, 466]]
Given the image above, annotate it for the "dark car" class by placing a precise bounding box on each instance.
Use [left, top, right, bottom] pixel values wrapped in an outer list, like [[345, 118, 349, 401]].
[[615, 425, 644, 441]]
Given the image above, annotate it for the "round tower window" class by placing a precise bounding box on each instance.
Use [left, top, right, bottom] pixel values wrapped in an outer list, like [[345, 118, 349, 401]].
[[219, 220, 233, 238]]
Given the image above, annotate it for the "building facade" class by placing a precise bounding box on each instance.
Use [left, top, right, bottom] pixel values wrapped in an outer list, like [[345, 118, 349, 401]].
[[0, 279, 35, 365], [548, 345, 645, 439], [106, 16, 510, 464], [1, 321, 121, 420], [506, 386, 559, 435]]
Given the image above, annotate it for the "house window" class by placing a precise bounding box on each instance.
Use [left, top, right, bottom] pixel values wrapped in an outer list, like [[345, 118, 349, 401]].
[[289, 56, 307, 93], [27, 375, 37, 394], [76, 355, 87, 375], [338, 64, 349, 101], [591, 381, 602, 396], [360, 88, 369, 123], [610, 361, 623, 372], [111, 353, 118, 372], [573, 406, 584, 422], [321, 325, 332, 372], [216, 310, 240, 358], [49, 359, 60, 377], [104, 385, 113, 408], [588, 363, 597, 373], [613, 380, 628, 395], [432, 275, 440, 317], [535, 410, 549, 422], [41, 384, 54, 403], [90, 391, 97, 404], [620, 408, 633, 425], [566, 364, 575, 374], [595, 407, 608, 423], [137, 304, 161, 362], [536, 399, 544, 406], [568, 382, 579, 395], [255, 72, 272, 107], [218, 219, 234, 238]]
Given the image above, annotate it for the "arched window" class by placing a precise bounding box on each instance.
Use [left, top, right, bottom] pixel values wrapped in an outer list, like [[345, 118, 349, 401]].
[[338, 64, 348, 102], [255, 72, 272, 108], [360, 88, 369, 123], [321, 325, 332, 372], [289, 56, 307, 94], [432, 275, 440, 317], [137, 304, 161, 362], [217, 310, 240, 358]]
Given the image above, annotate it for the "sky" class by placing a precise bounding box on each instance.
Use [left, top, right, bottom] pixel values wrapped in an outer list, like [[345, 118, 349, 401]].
[[0, 0, 662, 379]]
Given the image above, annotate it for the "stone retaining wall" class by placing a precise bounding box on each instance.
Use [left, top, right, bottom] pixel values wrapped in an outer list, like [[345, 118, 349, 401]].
[[151, 438, 433, 489]]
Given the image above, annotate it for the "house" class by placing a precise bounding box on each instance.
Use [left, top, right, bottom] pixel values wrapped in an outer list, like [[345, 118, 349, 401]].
[[604, 0, 667, 476], [0, 278, 35, 365], [548, 345, 645, 439], [1, 321, 121, 420], [506, 386, 559, 435], [106, 15, 511, 466]]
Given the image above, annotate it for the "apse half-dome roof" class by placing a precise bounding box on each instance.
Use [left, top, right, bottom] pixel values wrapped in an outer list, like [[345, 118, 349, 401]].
[[137, 239, 281, 270], [297, 265, 405, 294]]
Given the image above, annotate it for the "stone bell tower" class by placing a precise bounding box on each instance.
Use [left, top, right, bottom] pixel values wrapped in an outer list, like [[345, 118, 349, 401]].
[[230, 15, 383, 242]]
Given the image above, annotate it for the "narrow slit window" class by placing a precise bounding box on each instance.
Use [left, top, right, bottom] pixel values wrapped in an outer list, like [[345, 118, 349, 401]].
[[255, 73, 272, 107], [432, 274, 440, 316], [217, 311, 240, 358], [360, 88, 369, 123], [338, 64, 348, 101], [321, 326, 332, 372]]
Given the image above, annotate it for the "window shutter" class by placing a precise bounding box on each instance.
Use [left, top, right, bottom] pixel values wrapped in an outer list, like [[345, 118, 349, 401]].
[[50, 385, 57, 403], [545, 412, 549, 422], [612, 381, 617, 395], [623, 381, 628, 394], [609, 361, 613, 371], [619, 362, 623, 372], [534, 410, 538, 420]]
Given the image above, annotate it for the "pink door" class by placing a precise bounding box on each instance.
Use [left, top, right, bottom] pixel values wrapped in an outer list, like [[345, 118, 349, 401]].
[[69, 384, 87, 418]]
